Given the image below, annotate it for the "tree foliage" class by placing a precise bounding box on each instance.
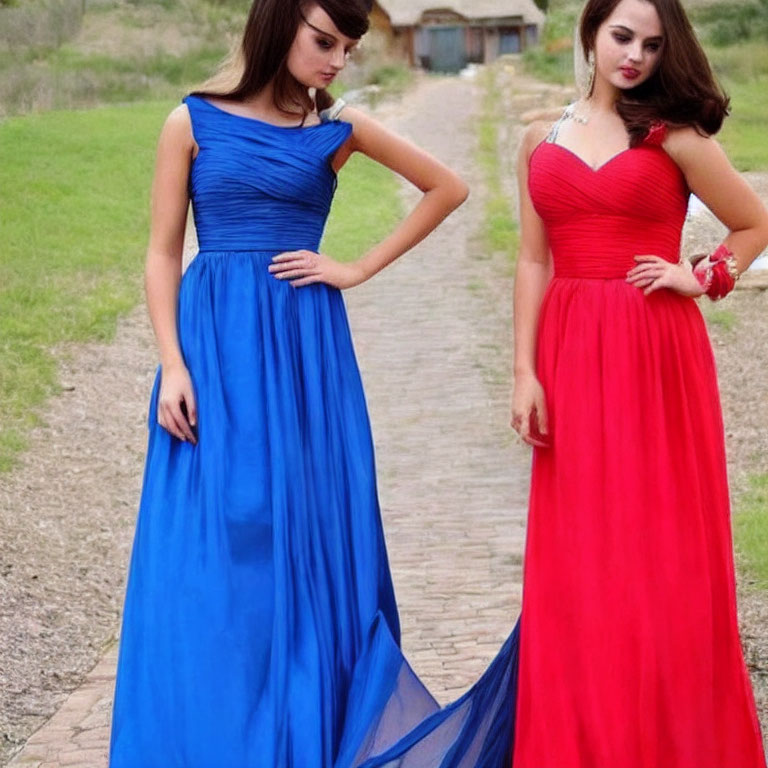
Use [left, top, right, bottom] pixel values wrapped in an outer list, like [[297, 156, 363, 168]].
[[693, 0, 768, 46]]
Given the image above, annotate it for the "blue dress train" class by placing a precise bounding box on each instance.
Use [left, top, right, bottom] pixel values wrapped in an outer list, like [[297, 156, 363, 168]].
[[109, 94, 519, 768]]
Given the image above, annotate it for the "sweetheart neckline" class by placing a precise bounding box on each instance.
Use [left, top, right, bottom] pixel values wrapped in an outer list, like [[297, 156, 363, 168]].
[[536, 141, 636, 173]]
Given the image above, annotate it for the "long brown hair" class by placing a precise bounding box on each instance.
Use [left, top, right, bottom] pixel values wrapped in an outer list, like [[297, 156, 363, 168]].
[[193, 0, 371, 121], [580, 0, 730, 145]]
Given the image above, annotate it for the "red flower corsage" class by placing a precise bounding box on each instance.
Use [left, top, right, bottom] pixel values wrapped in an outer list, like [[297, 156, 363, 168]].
[[692, 244, 740, 300]]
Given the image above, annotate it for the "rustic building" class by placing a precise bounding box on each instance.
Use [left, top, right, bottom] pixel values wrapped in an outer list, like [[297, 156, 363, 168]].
[[371, 0, 546, 72]]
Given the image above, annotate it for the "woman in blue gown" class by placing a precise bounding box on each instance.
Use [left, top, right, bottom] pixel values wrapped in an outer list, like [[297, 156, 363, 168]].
[[109, 1, 519, 765]]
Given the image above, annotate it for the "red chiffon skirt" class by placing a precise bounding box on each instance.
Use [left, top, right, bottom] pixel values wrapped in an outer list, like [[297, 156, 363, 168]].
[[512, 277, 766, 767]]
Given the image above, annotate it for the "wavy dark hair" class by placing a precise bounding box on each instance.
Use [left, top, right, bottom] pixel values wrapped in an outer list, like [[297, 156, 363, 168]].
[[580, 0, 730, 145], [193, 0, 371, 122]]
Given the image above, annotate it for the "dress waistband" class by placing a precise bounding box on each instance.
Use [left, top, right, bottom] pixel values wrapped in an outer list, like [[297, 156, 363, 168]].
[[195, 246, 317, 257], [552, 252, 678, 280]]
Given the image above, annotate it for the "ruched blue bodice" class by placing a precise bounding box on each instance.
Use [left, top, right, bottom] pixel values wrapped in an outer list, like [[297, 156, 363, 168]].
[[184, 95, 353, 253]]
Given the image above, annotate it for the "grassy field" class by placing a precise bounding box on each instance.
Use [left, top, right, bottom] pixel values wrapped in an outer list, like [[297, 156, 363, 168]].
[[0, 0, 413, 117], [521, 3, 580, 86], [715, 76, 768, 171], [477, 67, 519, 262], [734, 474, 768, 590], [322, 154, 403, 264], [707, 39, 768, 170], [0, 102, 402, 471], [0, 102, 165, 470], [0, 0, 410, 471], [0, 0, 242, 116]]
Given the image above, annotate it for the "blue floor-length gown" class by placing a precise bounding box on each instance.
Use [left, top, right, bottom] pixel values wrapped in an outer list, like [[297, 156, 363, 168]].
[[109, 94, 519, 768]]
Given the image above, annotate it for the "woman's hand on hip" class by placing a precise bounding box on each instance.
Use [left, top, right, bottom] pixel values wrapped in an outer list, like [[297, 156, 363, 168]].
[[626, 254, 705, 297], [158, 362, 198, 444], [269, 250, 366, 289], [511, 371, 550, 448]]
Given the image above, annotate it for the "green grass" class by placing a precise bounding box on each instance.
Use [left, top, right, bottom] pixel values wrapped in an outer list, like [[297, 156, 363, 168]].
[[0, 100, 170, 470], [521, 0, 579, 84], [477, 67, 519, 261], [323, 154, 403, 263], [48, 45, 229, 87], [330, 62, 415, 108], [522, 48, 574, 86], [717, 77, 768, 172], [0, 44, 231, 114], [0, 102, 402, 471], [0, 0, 413, 116], [709, 40, 768, 83], [368, 63, 413, 91], [690, 1, 768, 48], [706, 40, 768, 171], [0, 0, 249, 116], [703, 307, 738, 332], [734, 474, 768, 591], [366, 63, 414, 102]]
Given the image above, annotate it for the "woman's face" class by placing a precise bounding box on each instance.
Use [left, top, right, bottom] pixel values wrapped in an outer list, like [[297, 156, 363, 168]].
[[286, 4, 360, 90], [593, 0, 664, 91]]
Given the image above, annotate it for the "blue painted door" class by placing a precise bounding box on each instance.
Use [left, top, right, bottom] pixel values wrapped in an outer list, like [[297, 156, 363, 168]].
[[428, 27, 465, 73], [499, 28, 521, 54]]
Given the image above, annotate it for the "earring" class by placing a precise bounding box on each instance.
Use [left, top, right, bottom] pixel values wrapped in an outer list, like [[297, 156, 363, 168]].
[[586, 49, 596, 96]]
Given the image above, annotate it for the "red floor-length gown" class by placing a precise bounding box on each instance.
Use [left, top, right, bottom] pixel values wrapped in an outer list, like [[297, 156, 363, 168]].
[[512, 123, 767, 767]]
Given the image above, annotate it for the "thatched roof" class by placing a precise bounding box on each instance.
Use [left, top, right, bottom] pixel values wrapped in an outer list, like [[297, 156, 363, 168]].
[[376, 0, 546, 27]]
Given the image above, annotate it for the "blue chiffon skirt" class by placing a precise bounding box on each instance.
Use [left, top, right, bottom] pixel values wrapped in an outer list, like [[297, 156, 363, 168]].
[[110, 251, 519, 767]]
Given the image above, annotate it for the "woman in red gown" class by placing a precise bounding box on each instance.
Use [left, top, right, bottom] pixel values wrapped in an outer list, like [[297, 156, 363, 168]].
[[510, 0, 768, 764]]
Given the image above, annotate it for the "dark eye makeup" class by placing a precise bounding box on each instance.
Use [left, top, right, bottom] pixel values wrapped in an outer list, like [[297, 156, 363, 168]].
[[611, 29, 663, 51], [314, 36, 355, 57]]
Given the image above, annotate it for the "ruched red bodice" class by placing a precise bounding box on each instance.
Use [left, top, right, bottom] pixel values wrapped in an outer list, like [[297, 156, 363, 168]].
[[528, 133, 688, 278]]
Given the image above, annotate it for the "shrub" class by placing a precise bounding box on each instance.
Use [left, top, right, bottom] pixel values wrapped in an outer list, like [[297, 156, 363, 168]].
[[692, 0, 768, 46], [0, 0, 84, 51]]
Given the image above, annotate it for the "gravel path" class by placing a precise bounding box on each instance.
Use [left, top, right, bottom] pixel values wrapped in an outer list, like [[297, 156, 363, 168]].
[[1, 73, 531, 766], [347, 76, 531, 694], [0, 310, 156, 765], [706, 287, 768, 749]]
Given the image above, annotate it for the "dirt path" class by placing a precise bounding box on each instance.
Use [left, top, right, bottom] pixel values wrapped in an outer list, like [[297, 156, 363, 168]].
[[349, 76, 532, 694], [1, 74, 531, 766], [0, 312, 156, 765]]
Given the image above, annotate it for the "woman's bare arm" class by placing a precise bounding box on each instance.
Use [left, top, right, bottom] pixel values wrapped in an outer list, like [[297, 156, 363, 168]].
[[269, 105, 469, 288], [144, 105, 198, 442], [666, 127, 768, 272], [511, 122, 553, 446], [626, 128, 768, 296]]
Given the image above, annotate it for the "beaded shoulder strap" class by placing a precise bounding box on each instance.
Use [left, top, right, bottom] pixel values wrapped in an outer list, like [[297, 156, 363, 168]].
[[320, 98, 347, 123], [545, 103, 576, 144]]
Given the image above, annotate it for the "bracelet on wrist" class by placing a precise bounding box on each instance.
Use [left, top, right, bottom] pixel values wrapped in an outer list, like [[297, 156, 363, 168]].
[[693, 244, 739, 301]]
